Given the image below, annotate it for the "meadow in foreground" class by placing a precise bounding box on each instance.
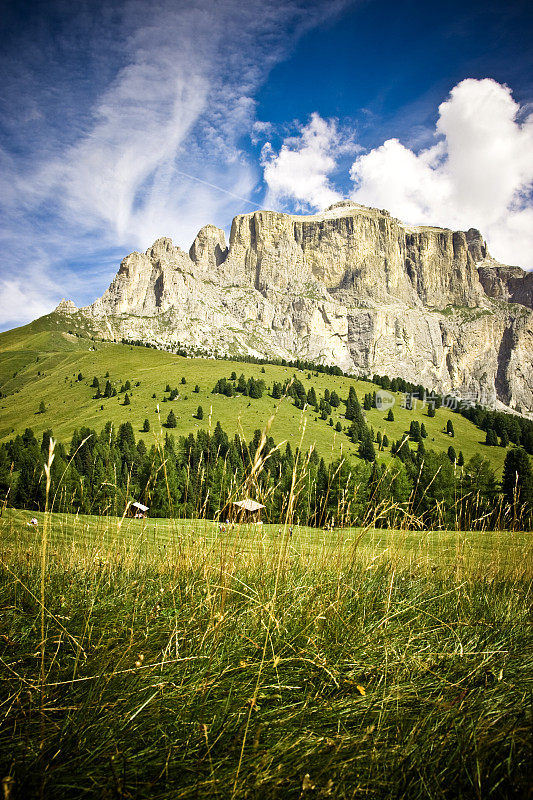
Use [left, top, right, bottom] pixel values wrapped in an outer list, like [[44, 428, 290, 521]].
[[1, 509, 531, 799]]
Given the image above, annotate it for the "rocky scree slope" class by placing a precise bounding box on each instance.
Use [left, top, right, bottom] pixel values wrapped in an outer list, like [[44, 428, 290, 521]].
[[64, 201, 532, 411]]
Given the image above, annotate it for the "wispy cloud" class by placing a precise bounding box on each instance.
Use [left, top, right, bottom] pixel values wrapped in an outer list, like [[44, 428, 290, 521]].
[[0, 0, 352, 327]]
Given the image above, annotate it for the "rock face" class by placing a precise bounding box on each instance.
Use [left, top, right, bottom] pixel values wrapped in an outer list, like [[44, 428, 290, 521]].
[[55, 299, 78, 314], [478, 263, 533, 310], [80, 201, 533, 411]]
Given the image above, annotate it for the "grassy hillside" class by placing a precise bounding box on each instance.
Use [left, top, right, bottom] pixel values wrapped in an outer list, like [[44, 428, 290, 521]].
[[0, 313, 509, 473]]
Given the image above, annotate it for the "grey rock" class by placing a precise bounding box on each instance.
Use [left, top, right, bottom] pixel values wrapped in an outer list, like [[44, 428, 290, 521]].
[[80, 202, 533, 412]]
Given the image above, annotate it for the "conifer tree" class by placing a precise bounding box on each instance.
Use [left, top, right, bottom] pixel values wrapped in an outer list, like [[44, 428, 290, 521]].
[[485, 429, 498, 446], [272, 382, 282, 399], [196, 406, 204, 420], [166, 410, 177, 428], [502, 447, 533, 510], [359, 430, 376, 462]]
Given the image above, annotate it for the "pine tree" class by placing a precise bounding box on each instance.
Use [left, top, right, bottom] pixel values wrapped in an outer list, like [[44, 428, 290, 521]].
[[420, 422, 427, 438], [485, 429, 498, 446], [409, 420, 421, 441], [91, 376, 99, 388], [358, 430, 376, 462], [446, 419, 455, 437], [382, 434, 389, 448], [386, 409, 394, 422], [142, 419, 150, 432], [181, 377, 186, 384], [194, 385, 200, 393], [166, 410, 177, 428], [502, 447, 533, 509], [38, 400, 46, 414], [458, 451, 464, 466], [345, 387, 358, 420], [196, 406, 204, 420], [306, 387, 317, 408], [123, 393, 130, 406], [77, 372, 83, 382], [427, 405, 436, 418], [103, 380, 113, 398], [329, 391, 340, 408], [448, 445, 457, 463]]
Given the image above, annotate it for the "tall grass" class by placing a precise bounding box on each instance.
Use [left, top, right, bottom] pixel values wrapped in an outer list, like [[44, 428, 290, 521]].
[[0, 428, 531, 798]]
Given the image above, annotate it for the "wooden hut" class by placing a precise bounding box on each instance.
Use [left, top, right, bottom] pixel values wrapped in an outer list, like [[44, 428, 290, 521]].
[[130, 501, 149, 518], [227, 498, 265, 523]]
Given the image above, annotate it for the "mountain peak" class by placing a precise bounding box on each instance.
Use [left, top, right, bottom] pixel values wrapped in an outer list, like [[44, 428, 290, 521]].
[[80, 203, 532, 410]]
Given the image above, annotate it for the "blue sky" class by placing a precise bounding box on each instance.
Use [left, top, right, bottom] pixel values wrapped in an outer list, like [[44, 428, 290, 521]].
[[1, 0, 532, 330]]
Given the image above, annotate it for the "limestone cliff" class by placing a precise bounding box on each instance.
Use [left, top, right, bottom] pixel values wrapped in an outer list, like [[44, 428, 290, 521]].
[[77, 201, 533, 411]]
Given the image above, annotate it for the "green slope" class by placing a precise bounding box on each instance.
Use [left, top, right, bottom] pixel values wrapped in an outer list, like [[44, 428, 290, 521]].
[[0, 313, 508, 473]]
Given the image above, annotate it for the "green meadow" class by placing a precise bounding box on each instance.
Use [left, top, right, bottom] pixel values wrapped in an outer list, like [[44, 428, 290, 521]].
[[0, 313, 508, 473], [1, 508, 531, 798]]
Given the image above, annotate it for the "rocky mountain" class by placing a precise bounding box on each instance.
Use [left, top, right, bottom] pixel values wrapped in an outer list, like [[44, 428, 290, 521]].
[[62, 201, 532, 411]]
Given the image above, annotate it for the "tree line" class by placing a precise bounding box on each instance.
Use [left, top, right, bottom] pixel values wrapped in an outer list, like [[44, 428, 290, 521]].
[[1, 418, 531, 530]]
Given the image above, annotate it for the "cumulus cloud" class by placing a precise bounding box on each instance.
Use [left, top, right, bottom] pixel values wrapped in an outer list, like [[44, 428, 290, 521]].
[[349, 79, 533, 269], [0, 0, 352, 327], [261, 113, 348, 211]]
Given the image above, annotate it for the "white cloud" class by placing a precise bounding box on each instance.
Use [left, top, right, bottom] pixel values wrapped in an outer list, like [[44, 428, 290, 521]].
[[349, 79, 533, 269], [0, 0, 353, 327], [261, 113, 345, 211], [0, 279, 54, 329]]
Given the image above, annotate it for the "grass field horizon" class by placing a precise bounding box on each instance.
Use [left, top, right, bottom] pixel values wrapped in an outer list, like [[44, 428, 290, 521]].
[[1, 506, 531, 798]]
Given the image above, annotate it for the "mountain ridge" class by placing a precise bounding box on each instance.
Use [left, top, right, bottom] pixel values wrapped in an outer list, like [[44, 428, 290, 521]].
[[57, 201, 533, 412]]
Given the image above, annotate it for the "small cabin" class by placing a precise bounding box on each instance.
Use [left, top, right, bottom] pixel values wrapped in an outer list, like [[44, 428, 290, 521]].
[[130, 501, 149, 519], [226, 498, 265, 523]]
